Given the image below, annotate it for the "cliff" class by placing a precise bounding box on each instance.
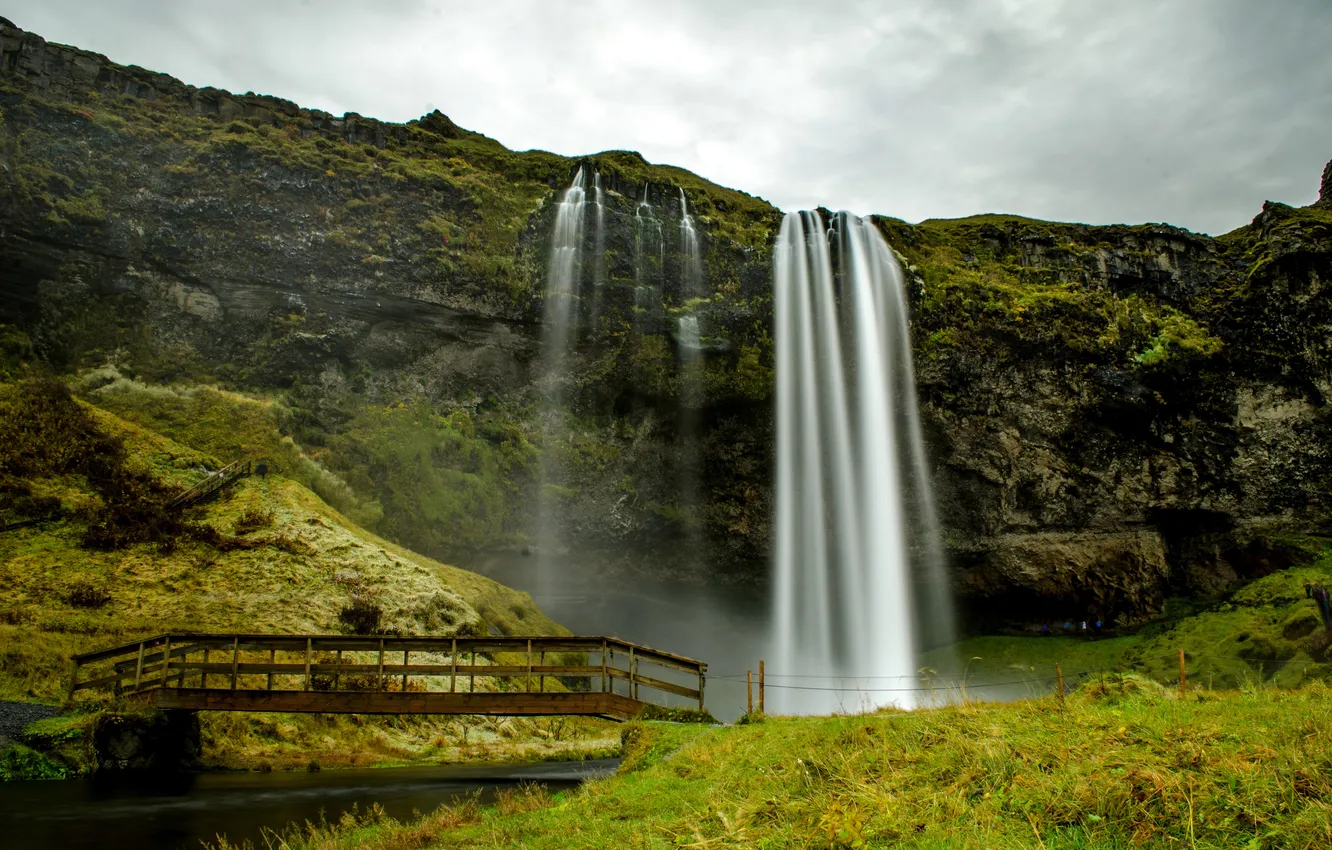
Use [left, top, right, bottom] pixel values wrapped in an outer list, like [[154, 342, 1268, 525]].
[[3, 20, 1331, 628]]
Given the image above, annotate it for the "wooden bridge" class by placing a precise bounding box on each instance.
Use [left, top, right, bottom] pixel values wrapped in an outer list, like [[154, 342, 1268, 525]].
[[67, 634, 707, 721]]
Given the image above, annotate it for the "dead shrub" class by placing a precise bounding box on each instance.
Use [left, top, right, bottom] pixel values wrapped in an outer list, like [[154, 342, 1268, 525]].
[[339, 595, 383, 635], [233, 508, 275, 535], [64, 575, 111, 608]]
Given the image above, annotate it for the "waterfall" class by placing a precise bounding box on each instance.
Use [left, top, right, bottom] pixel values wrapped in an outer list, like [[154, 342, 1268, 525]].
[[536, 168, 588, 585], [590, 172, 606, 323], [770, 210, 951, 715], [634, 183, 663, 325], [544, 167, 587, 353], [678, 187, 703, 299]]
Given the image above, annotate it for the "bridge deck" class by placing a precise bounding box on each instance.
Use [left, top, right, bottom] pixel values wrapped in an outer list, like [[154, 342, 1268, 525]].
[[68, 633, 707, 721]]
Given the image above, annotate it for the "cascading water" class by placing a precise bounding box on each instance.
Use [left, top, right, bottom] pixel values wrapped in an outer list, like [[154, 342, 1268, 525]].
[[544, 167, 587, 354], [770, 210, 951, 715], [633, 184, 660, 324], [590, 172, 606, 322], [536, 168, 588, 589], [677, 187, 703, 299]]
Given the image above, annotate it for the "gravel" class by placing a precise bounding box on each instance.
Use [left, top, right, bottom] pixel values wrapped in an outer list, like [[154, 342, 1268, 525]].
[[0, 701, 62, 747]]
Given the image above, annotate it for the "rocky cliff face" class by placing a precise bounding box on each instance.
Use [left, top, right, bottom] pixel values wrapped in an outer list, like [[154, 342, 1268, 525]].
[[3, 20, 1331, 629]]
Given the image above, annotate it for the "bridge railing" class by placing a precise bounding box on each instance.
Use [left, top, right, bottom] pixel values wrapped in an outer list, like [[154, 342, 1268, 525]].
[[67, 633, 707, 712], [166, 460, 252, 509]]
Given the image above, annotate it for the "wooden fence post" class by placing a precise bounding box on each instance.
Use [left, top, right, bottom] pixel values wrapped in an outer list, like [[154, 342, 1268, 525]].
[[66, 659, 80, 705], [450, 638, 458, 694], [334, 649, 342, 691], [161, 636, 173, 688], [1178, 648, 1186, 698], [402, 650, 409, 692], [229, 637, 239, 690], [747, 670, 753, 715], [628, 647, 636, 701], [202, 648, 209, 688], [539, 650, 546, 693], [698, 668, 705, 712], [759, 660, 765, 714], [469, 648, 475, 693], [601, 639, 608, 694], [267, 648, 275, 691], [304, 638, 313, 691], [526, 639, 533, 693], [376, 639, 385, 690], [133, 641, 146, 690], [1056, 664, 1065, 710]]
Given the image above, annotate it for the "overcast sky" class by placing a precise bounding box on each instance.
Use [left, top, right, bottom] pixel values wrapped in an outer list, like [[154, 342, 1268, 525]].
[[8, 1, 1329, 235]]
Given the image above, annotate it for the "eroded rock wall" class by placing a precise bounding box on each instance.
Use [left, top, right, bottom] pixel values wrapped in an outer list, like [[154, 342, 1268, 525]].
[[4, 20, 1332, 628]]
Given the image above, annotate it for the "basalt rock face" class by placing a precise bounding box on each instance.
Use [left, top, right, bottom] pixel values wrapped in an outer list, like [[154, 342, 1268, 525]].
[[3, 21, 1331, 628]]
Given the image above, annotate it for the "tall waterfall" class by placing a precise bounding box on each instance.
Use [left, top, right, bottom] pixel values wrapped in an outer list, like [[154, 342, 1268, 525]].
[[536, 168, 589, 586], [770, 210, 951, 715]]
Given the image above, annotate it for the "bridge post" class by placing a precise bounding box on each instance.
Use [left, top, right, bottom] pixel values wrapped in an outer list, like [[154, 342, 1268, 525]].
[[539, 650, 545, 693], [628, 647, 636, 701], [698, 669, 705, 712], [334, 650, 341, 690], [133, 641, 145, 690], [202, 648, 209, 688], [267, 649, 275, 690], [469, 648, 475, 693], [305, 638, 313, 691], [525, 639, 533, 692], [65, 658, 79, 706], [161, 636, 173, 688], [230, 637, 239, 689], [402, 650, 409, 692], [377, 639, 385, 690], [600, 639, 608, 693], [450, 638, 457, 693]]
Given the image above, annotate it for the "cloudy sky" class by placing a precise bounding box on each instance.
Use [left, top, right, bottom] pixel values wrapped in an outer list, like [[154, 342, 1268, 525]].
[[8, 0, 1329, 234]]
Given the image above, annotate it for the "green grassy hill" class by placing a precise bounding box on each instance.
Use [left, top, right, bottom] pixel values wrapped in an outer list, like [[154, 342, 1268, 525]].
[[0, 376, 616, 775], [249, 683, 1332, 850]]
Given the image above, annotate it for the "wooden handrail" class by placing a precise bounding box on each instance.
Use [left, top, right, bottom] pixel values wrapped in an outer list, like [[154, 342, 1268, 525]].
[[67, 632, 708, 715]]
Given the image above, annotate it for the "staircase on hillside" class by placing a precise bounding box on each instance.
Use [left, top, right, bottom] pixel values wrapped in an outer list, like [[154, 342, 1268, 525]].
[[167, 459, 253, 510]]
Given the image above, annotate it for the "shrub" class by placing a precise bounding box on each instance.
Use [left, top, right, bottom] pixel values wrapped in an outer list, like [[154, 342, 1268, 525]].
[[338, 595, 383, 635], [232, 508, 274, 534], [64, 576, 111, 608]]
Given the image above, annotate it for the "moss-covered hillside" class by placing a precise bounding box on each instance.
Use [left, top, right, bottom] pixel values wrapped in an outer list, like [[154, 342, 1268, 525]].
[[0, 375, 633, 776]]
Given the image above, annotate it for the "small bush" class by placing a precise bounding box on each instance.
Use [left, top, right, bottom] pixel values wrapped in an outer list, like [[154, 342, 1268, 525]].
[[338, 595, 383, 635], [64, 576, 111, 608], [233, 508, 274, 534]]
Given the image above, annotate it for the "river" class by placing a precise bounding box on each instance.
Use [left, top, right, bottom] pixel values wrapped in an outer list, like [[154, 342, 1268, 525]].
[[1, 758, 619, 850]]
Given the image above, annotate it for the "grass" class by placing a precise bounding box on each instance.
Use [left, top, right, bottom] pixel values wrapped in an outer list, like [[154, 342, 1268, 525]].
[[923, 550, 1332, 696], [0, 377, 618, 773], [248, 683, 1332, 849]]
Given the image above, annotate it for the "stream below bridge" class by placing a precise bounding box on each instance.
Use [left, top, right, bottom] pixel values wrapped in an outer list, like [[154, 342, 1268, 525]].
[[0, 757, 619, 850]]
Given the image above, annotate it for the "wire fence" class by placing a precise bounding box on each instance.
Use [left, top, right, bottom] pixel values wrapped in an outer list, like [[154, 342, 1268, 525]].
[[701, 648, 1332, 709]]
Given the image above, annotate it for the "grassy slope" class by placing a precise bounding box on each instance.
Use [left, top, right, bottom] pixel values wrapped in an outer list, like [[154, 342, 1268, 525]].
[[0, 381, 617, 771], [921, 545, 1332, 695], [264, 684, 1332, 850]]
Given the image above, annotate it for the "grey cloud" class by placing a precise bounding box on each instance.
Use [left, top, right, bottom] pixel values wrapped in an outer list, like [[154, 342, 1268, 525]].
[[5, 0, 1329, 234]]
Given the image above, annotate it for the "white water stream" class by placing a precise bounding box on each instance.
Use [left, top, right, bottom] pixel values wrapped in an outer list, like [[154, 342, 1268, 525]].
[[771, 210, 951, 715]]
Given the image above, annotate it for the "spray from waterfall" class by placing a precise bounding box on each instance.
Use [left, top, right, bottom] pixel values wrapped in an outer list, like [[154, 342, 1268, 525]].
[[770, 210, 952, 715]]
